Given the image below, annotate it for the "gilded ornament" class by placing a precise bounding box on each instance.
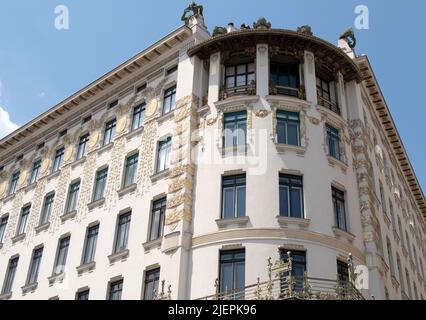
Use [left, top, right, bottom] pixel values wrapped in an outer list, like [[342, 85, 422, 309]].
[[116, 116, 128, 134], [88, 131, 100, 149], [0, 181, 6, 197], [17, 170, 28, 187], [146, 98, 159, 118], [255, 110, 269, 118], [40, 158, 50, 174], [63, 146, 74, 163]]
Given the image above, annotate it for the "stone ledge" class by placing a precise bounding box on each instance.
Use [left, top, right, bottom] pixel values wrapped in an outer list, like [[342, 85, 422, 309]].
[[76, 262, 96, 275], [275, 144, 306, 156], [25, 182, 38, 193], [276, 216, 311, 229], [391, 275, 400, 290], [21, 282, 38, 294], [0, 292, 12, 300], [157, 111, 175, 124], [150, 170, 170, 183], [216, 217, 250, 230], [48, 273, 65, 286], [35, 222, 50, 234], [332, 227, 355, 243], [316, 105, 346, 128], [71, 156, 87, 169], [61, 210, 77, 223], [2, 193, 16, 203], [87, 198, 106, 210], [46, 170, 61, 181], [12, 233, 26, 244], [108, 249, 130, 264], [327, 156, 348, 174], [143, 238, 162, 252], [220, 145, 248, 157], [97, 142, 114, 155], [117, 184, 137, 197], [125, 126, 144, 140]]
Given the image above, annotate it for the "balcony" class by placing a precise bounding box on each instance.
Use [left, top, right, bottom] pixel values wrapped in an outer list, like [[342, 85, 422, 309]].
[[317, 94, 340, 115], [219, 82, 256, 100], [269, 82, 305, 100]]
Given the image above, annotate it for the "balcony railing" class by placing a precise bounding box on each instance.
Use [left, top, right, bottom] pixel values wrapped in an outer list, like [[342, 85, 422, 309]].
[[269, 82, 305, 100], [220, 82, 256, 100], [317, 94, 340, 115]]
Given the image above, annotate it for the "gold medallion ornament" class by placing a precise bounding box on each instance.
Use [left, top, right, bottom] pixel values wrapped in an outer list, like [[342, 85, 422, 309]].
[[116, 116, 128, 134], [146, 98, 159, 118], [0, 181, 6, 197], [88, 131, 100, 150], [40, 159, 50, 174], [63, 147, 74, 163], [18, 171, 28, 187]]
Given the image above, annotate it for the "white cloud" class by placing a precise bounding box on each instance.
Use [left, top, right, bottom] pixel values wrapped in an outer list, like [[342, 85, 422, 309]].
[[38, 92, 46, 98], [0, 106, 19, 139]]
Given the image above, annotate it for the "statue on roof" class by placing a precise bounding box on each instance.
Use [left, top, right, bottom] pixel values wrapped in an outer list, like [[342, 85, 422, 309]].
[[181, 2, 204, 25], [339, 27, 357, 49], [297, 25, 313, 36], [253, 17, 272, 30]]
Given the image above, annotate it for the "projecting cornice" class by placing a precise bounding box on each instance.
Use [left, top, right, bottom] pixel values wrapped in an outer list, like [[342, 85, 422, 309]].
[[0, 25, 192, 155], [357, 55, 426, 220]]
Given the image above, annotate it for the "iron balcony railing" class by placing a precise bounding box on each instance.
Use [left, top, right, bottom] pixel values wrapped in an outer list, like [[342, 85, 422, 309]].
[[269, 82, 306, 100], [317, 94, 340, 115], [220, 82, 256, 100]]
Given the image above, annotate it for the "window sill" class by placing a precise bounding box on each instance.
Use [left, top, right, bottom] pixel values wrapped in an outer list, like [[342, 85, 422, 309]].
[[126, 126, 144, 140], [71, 156, 86, 169], [402, 247, 409, 259], [76, 262, 96, 275], [25, 182, 38, 193], [383, 214, 391, 229], [12, 233, 26, 244], [108, 249, 130, 264], [46, 170, 61, 181], [158, 111, 175, 124], [143, 238, 163, 252], [220, 145, 248, 157], [61, 210, 77, 223], [48, 273, 65, 286], [215, 95, 260, 110], [21, 282, 38, 294], [35, 222, 50, 234], [150, 169, 170, 183], [332, 227, 355, 243], [276, 216, 311, 229], [0, 292, 12, 300], [2, 193, 16, 203], [87, 198, 105, 210], [265, 95, 310, 109], [392, 229, 400, 244], [215, 217, 250, 230], [391, 275, 400, 290], [327, 156, 348, 174], [117, 183, 137, 197], [275, 144, 306, 156], [316, 105, 346, 128], [97, 142, 114, 155]]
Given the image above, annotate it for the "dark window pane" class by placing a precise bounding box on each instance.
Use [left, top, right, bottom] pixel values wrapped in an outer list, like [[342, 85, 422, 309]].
[[279, 175, 303, 218], [144, 268, 160, 300], [221, 175, 246, 219]]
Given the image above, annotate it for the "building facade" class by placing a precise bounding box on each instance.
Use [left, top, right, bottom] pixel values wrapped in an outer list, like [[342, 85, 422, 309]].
[[0, 5, 425, 300]]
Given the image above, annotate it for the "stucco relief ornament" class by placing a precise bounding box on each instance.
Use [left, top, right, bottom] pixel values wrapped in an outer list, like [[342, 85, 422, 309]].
[[297, 25, 313, 36], [144, 79, 167, 118], [0, 180, 7, 197], [253, 17, 272, 30], [255, 110, 269, 118]]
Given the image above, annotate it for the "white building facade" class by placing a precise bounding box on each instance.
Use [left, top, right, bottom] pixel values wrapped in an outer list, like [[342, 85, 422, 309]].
[[0, 6, 425, 300]]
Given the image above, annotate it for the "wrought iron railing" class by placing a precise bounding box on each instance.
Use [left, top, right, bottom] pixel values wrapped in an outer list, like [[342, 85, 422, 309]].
[[220, 82, 256, 100], [269, 82, 305, 100], [317, 95, 340, 115]]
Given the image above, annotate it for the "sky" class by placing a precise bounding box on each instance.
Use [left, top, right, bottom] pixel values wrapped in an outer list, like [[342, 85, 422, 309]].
[[0, 0, 425, 189]]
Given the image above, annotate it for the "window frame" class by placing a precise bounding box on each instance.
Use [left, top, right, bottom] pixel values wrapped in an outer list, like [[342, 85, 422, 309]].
[[148, 197, 167, 242], [108, 279, 123, 301], [8, 171, 20, 195], [92, 167, 108, 202], [76, 133, 90, 160], [123, 153, 139, 188], [113, 211, 132, 254], [221, 174, 246, 220], [39, 192, 55, 226], [279, 174, 304, 219], [29, 160, 42, 184], [16, 205, 31, 236], [276, 111, 301, 146], [223, 111, 247, 149], [53, 235, 71, 275], [65, 180, 80, 214], [143, 268, 160, 300], [156, 137, 172, 174], [53, 147, 65, 172], [0, 215, 9, 244], [1, 256, 19, 295], [26, 247, 43, 285], [82, 224, 99, 265], [326, 124, 341, 161], [162, 86, 177, 115], [224, 62, 255, 92], [103, 119, 117, 146], [132, 103, 146, 131], [218, 249, 246, 299], [332, 187, 348, 232]]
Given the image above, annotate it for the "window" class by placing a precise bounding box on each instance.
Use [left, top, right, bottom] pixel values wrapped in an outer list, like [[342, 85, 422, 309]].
[[326, 125, 341, 160], [53, 147, 65, 172], [149, 198, 166, 241], [108, 100, 118, 109], [406, 232, 413, 261], [132, 103, 146, 130], [270, 62, 299, 97], [65, 181, 80, 213], [166, 65, 178, 75], [92, 168, 108, 202], [379, 181, 387, 215], [280, 250, 306, 292], [279, 174, 304, 219], [103, 119, 116, 146], [29, 160, 41, 184], [405, 269, 412, 298], [77, 133, 90, 160], [163, 86, 176, 114], [136, 83, 147, 93], [316, 76, 339, 114], [114, 212, 131, 254], [398, 216, 405, 247], [221, 175, 246, 220], [0, 216, 8, 244], [123, 154, 138, 188], [219, 250, 245, 299], [76, 289, 90, 301], [8, 171, 20, 195], [144, 268, 160, 300], [386, 238, 395, 276], [337, 260, 349, 283], [16, 205, 30, 236], [1, 257, 19, 294], [276, 111, 300, 146], [59, 129, 67, 137], [396, 254, 405, 292], [332, 187, 347, 231], [39, 193, 55, 225], [413, 283, 418, 300], [225, 63, 255, 94], [53, 236, 70, 275], [223, 112, 247, 148], [156, 137, 171, 173], [82, 115, 92, 124], [108, 279, 123, 300], [82, 225, 99, 265], [27, 247, 43, 285], [389, 201, 395, 229]]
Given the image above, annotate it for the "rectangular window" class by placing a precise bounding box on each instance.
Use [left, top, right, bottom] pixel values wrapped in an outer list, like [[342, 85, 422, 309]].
[[166, 65, 178, 75], [65, 181, 80, 213], [29, 160, 41, 184], [225, 63, 255, 95], [39, 193, 55, 225], [163, 86, 176, 114], [332, 187, 347, 231], [156, 137, 171, 173], [326, 125, 341, 160], [276, 111, 300, 146], [8, 171, 20, 195], [82, 225, 99, 265], [108, 100, 118, 109], [123, 154, 138, 188], [222, 175, 246, 220], [0, 216, 8, 243], [379, 181, 387, 215], [108, 279, 123, 300], [53, 147, 65, 172], [92, 168, 108, 202], [223, 112, 247, 148], [1, 257, 19, 294], [103, 119, 117, 146], [16, 205, 30, 236], [270, 62, 299, 97], [77, 133, 90, 160], [219, 250, 245, 299], [76, 290, 90, 300], [114, 212, 131, 254], [280, 250, 306, 292], [149, 198, 166, 241], [132, 103, 146, 131], [27, 247, 43, 285], [144, 268, 160, 300], [136, 83, 147, 93], [53, 236, 70, 275], [337, 260, 350, 296], [316, 76, 339, 114], [279, 174, 304, 218]]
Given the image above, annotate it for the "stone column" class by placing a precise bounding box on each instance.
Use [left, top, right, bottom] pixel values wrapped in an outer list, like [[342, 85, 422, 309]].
[[256, 44, 269, 98], [207, 51, 221, 107], [303, 50, 318, 105]]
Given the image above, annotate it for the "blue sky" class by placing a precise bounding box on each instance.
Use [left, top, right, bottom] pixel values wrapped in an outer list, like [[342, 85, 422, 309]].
[[0, 0, 425, 189]]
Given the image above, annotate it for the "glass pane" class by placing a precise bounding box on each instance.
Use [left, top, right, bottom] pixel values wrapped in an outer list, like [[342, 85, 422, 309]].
[[236, 186, 246, 218], [226, 77, 235, 88], [224, 123, 235, 147], [237, 64, 246, 74], [236, 122, 246, 146], [223, 188, 235, 219], [287, 123, 299, 146], [277, 121, 286, 144], [236, 75, 246, 87], [290, 188, 302, 218], [226, 67, 235, 76], [150, 211, 160, 241], [220, 263, 233, 293], [279, 186, 289, 217]]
